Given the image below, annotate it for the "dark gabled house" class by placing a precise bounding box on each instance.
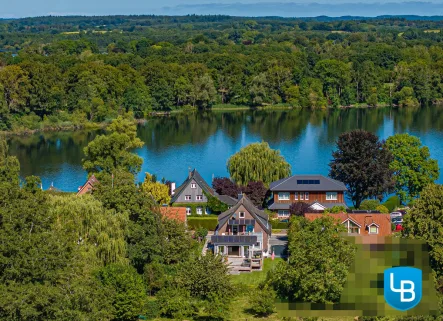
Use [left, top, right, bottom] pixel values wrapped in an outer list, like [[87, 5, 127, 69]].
[[170, 169, 237, 216], [268, 174, 348, 219], [211, 194, 271, 269]]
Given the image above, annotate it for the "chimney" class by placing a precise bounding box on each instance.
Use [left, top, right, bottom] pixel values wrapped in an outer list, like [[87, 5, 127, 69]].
[[238, 192, 243, 200], [170, 182, 176, 195], [188, 167, 192, 179]]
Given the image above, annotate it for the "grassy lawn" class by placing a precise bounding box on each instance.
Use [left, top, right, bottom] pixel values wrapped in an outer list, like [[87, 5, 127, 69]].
[[231, 258, 283, 287]]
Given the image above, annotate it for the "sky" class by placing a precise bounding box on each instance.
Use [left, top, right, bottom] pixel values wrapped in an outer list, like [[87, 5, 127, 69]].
[[2, 0, 443, 18]]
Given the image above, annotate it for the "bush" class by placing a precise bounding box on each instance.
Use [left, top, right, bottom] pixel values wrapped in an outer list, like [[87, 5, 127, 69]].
[[249, 286, 276, 317], [156, 286, 197, 319], [143, 299, 160, 320], [270, 220, 290, 229], [359, 199, 381, 210], [375, 205, 389, 213], [187, 217, 218, 231], [195, 227, 208, 239], [325, 205, 347, 214]]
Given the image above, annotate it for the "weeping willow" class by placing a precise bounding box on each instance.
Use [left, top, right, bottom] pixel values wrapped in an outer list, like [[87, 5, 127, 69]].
[[49, 194, 128, 266], [227, 141, 291, 187]]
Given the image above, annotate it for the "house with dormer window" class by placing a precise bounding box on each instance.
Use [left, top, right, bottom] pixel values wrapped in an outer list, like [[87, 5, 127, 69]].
[[268, 175, 348, 219], [170, 169, 237, 215], [211, 194, 271, 271], [304, 212, 392, 236]]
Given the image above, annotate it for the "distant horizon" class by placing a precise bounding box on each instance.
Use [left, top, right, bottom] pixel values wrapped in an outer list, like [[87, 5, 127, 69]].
[[3, 0, 443, 19]]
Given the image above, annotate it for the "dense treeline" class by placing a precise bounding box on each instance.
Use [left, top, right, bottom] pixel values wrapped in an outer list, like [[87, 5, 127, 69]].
[[3, 15, 443, 131]]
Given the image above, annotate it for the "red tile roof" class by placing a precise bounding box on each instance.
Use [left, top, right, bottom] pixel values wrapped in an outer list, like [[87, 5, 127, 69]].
[[304, 212, 392, 236], [77, 175, 99, 196], [160, 207, 187, 223]]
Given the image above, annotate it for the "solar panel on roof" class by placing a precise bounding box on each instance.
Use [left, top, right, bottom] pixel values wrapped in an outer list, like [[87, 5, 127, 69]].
[[297, 179, 320, 184]]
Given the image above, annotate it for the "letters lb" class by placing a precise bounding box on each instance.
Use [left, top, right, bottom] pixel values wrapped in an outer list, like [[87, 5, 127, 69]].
[[384, 267, 422, 311]]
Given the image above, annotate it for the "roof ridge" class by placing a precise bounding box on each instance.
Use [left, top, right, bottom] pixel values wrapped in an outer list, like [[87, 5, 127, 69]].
[[271, 175, 295, 190]]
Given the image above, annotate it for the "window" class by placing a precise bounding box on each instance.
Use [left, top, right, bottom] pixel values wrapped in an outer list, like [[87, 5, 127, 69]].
[[185, 195, 191, 201], [305, 192, 309, 200], [191, 183, 196, 189], [369, 225, 379, 234], [294, 192, 298, 200], [299, 192, 304, 200], [205, 207, 211, 215], [278, 210, 290, 217], [196, 195, 203, 201], [278, 192, 290, 200], [196, 207, 203, 215], [326, 192, 338, 200], [239, 212, 245, 218], [218, 246, 225, 255], [344, 220, 360, 234], [254, 242, 261, 249], [186, 207, 191, 216]]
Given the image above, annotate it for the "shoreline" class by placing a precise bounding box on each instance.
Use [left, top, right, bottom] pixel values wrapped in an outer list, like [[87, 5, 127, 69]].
[[0, 103, 400, 136]]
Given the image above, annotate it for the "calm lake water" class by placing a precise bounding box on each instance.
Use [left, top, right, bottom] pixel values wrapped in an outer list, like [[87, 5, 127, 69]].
[[7, 107, 443, 193]]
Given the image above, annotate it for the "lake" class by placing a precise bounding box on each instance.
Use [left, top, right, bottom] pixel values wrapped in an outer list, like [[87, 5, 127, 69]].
[[7, 106, 443, 195]]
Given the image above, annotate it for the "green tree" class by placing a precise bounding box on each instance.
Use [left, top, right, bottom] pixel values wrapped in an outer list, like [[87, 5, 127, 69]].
[[385, 133, 440, 204], [98, 264, 147, 321], [83, 116, 144, 175], [359, 199, 381, 210], [0, 65, 30, 113], [266, 216, 356, 302], [402, 184, 443, 290], [329, 130, 395, 208], [227, 142, 291, 186], [249, 286, 276, 317], [141, 172, 171, 205]]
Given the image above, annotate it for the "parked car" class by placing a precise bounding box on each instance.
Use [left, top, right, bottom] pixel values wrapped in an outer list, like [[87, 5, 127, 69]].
[[391, 216, 403, 224]]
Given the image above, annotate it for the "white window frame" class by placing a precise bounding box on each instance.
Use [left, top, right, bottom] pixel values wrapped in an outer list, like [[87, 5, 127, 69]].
[[191, 183, 197, 189], [299, 192, 304, 200], [254, 241, 262, 249], [239, 212, 245, 218], [305, 192, 309, 200], [326, 192, 338, 201], [278, 210, 290, 217], [344, 220, 360, 234], [186, 207, 191, 216], [196, 207, 203, 215], [368, 225, 379, 234], [185, 195, 191, 201], [278, 192, 290, 200], [196, 195, 203, 201], [294, 192, 298, 200]]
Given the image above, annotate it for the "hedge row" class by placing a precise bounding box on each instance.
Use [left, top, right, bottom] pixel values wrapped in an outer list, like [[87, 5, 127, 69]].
[[270, 221, 290, 229], [187, 217, 219, 231]]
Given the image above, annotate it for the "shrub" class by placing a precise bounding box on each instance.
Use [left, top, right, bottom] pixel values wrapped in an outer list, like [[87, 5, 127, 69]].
[[156, 286, 197, 319], [270, 220, 290, 229], [195, 227, 208, 239], [359, 199, 381, 210], [249, 286, 276, 317], [325, 205, 347, 214], [375, 205, 389, 214], [187, 217, 218, 231]]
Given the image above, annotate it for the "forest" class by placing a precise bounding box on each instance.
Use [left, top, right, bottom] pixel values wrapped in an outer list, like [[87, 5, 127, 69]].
[[2, 15, 443, 131]]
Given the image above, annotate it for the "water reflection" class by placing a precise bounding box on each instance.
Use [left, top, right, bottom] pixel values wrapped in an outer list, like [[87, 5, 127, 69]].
[[7, 106, 443, 192]]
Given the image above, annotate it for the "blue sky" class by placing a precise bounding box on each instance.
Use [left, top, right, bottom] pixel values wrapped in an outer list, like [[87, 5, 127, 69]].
[[2, 0, 442, 18]]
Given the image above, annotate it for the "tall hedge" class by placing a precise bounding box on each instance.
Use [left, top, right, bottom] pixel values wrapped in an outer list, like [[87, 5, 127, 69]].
[[187, 217, 218, 231]]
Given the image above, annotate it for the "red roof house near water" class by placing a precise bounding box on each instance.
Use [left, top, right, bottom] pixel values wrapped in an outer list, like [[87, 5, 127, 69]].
[[77, 175, 99, 196], [304, 212, 392, 236], [160, 207, 187, 224]]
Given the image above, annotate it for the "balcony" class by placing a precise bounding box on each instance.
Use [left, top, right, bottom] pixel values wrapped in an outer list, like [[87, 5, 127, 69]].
[[227, 218, 255, 225]]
